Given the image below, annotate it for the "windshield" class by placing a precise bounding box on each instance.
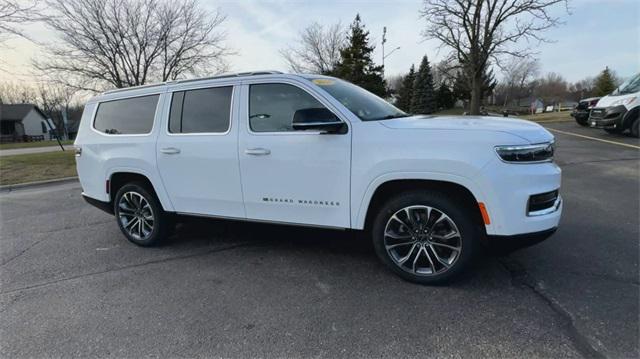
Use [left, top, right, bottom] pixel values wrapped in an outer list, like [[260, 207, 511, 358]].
[[307, 77, 408, 121], [612, 73, 640, 96]]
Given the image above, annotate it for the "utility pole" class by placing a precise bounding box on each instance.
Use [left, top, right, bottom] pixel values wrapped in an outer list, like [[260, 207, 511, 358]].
[[381, 26, 400, 79], [382, 26, 387, 73]]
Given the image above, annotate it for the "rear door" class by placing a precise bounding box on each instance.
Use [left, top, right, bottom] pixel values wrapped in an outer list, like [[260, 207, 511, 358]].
[[156, 83, 245, 217], [237, 80, 352, 228]]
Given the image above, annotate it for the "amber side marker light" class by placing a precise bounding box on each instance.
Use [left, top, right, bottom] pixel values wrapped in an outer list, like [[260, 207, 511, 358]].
[[478, 202, 491, 225]]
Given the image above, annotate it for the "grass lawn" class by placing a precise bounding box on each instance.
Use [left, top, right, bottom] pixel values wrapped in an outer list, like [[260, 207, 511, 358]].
[[0, 140, 74, 150], [520, 111, 573, 122], [0, 151, 77, 186]]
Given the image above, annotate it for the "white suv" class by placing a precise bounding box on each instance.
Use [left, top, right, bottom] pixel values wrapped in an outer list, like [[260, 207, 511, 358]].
[[75, 71, 562, 284]]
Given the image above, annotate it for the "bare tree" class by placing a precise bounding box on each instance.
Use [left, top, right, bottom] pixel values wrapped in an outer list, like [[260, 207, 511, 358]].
[[36, 82, 77, 136], [0, 82, 38, 104], [500, 57, 540, 106], [420, 0, 567, 115], [568, 76, 595, 101], [280, 22, 345, 74], [532, 72, 568, 105], [35, 0, 231, 91], [0, 0, 39, 43], [432, 60, 458, 86]]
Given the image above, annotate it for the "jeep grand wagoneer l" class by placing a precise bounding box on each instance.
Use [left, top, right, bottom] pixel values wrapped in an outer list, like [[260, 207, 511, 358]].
[[75, 71, 562, 284]]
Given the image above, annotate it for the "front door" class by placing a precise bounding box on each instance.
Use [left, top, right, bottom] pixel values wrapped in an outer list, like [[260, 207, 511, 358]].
[[238, 81, 351, 228], [156, 84, 245, 217]]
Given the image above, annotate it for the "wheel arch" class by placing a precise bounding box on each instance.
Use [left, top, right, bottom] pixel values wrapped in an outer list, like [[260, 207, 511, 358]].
[[356, 174, 489, 233], [108, 170, 174, 212], [622, 106, 639, 130]]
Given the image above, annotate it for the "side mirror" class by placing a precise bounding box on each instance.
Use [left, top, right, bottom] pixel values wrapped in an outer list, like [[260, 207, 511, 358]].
[[292, 108, 345, 133]]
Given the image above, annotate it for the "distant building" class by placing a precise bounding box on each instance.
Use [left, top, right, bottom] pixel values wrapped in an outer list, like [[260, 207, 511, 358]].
[[555, 100, 578, 111], [0, 104, 52, 142], [510, 98, 544, 114]]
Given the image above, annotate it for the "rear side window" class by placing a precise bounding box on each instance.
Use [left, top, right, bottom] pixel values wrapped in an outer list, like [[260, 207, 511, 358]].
[[169, 86, 232, 133], [94, 95, 159, 135]]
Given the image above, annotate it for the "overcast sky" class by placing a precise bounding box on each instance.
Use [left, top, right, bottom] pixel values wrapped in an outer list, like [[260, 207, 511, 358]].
[[1, 0, 638, 85]]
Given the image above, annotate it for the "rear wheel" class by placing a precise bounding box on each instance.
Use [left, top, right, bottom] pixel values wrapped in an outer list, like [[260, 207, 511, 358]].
[[371, 190, 481, 284], [114, 182, 170, 246]]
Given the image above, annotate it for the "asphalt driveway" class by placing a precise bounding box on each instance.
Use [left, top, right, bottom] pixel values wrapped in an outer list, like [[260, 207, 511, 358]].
[[1, 121, 638, 358]]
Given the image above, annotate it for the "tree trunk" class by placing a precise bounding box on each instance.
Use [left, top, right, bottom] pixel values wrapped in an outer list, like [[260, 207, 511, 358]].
[[469, 73, 482, 115]]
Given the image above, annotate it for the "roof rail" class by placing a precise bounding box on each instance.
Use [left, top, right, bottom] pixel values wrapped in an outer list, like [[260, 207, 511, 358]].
[[101, 71, 284, 95], [174, 70, 284, 84], [102, 82, 166, 95]]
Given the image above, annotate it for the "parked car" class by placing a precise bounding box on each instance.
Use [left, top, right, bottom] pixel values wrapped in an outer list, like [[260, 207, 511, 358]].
[[74, 71, 562, 284], [589, 73, 640, 137], [570, 97, 600, 126]]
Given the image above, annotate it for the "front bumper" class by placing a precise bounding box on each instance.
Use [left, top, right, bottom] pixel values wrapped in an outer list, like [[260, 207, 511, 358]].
[[477, 158, 562, 236], [571, 110, 590, 122], [589, 105, 627, 129], [485, 227, 557, 253], [83, 194, 114, 215]]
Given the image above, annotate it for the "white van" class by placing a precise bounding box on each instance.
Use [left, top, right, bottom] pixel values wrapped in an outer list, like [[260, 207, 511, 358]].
[[75, 71, 562, 284], [589, 73, 640, 137]]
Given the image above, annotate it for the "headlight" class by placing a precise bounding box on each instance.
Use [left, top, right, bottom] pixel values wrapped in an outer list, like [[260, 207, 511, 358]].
[[495, 142, 554, 163]]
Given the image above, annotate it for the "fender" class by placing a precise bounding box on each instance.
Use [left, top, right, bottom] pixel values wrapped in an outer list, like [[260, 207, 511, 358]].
[[105, 166, 175, 212], [622, 106, 639, 130], [353, 171, 495, 233]]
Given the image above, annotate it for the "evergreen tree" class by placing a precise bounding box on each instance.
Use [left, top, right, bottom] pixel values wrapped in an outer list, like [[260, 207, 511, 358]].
[[594, 67, 617, 96], [435, 83, 455, 110], [395, 64, 416, 112], [410, 55, 436, 114], [453, 66, 497, 102], [329, 14, 386, 97]]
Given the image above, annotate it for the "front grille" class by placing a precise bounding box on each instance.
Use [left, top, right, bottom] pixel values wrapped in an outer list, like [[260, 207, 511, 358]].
[[528, 190, 559, 214], [590, 109, 605, 120], [576, 101, 589, 110]]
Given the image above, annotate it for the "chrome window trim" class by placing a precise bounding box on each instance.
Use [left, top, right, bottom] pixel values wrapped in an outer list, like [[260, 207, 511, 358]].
[[246, 81, 348, 135], [165, 85, 235, 137], [91, 93, 161, 137]]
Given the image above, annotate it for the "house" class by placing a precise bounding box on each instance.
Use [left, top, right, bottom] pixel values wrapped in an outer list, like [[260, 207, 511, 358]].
[[510, 97, 544, 114], [555, 100, 578, 111], [0, 104, 52, 142]]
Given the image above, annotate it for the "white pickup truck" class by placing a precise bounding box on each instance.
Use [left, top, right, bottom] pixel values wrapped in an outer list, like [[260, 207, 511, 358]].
[[75, 71, 562, 284]]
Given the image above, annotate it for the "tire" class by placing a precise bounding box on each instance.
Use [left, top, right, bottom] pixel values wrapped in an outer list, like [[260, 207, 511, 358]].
[[114, 182, 171, 246], [631, 118, 639, 138], [371, 190, 481, 285], [575, 118, 588, 127]]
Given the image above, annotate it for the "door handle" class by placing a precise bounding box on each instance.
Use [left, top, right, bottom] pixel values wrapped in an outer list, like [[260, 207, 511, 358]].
[[245, 148, 271, 156], [160, 147, 181, 155]]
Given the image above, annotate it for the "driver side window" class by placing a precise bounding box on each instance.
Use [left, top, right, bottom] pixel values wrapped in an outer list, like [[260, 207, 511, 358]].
[[249, 83, 326, 132]]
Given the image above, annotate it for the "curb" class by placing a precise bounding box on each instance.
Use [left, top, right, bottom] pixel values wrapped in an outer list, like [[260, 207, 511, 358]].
[[0, 177, 79, 193]]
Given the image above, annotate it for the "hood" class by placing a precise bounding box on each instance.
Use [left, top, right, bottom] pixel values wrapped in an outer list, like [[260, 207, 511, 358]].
[[379, 115, 553, 144], [595, 93, 639, 109]]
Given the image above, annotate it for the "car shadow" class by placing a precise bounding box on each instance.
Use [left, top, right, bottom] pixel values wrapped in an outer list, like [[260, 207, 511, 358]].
[[168, 215, 372, 255], [162, 215, 504, 287]]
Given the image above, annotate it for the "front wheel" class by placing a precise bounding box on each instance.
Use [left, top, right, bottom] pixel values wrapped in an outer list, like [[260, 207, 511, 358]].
[[631, 118, 639, 138], [371, 191, 481, 285], [114, 183, 171, 246]]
